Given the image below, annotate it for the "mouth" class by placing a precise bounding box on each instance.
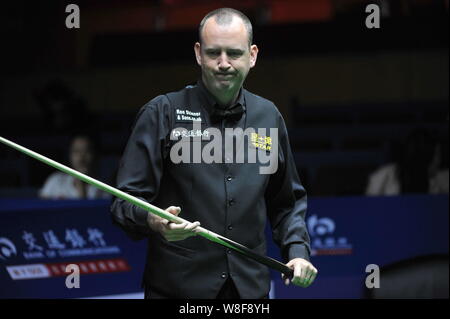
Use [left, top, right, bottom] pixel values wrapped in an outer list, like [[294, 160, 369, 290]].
[[215, 73, 234, 78]]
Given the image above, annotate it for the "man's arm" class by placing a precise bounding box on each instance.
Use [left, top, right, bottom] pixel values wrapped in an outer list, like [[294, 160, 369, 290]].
[[110, 104, 166, 240], [110, 100, 200, 241], [265, 111, 317, 287]]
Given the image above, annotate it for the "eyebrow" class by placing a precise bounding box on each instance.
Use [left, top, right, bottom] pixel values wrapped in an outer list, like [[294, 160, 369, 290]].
[[227, 49, 244, 54], [204, 48, 245, 54]]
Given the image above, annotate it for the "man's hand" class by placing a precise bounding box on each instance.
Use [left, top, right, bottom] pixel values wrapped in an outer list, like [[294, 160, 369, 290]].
[[282, 258, 318, 288], [147, 206, 201, 241]]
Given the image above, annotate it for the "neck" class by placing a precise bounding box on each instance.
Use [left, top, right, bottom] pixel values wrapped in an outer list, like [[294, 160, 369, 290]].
[[215, 90, 239, 108], [202, 77, 240, 108]]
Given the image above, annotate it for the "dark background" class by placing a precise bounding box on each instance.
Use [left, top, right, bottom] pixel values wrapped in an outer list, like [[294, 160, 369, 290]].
[[0, 0, 448, 198]]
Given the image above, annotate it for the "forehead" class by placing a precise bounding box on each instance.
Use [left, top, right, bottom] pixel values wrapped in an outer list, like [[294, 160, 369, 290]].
[[201, 15, 248, 49]]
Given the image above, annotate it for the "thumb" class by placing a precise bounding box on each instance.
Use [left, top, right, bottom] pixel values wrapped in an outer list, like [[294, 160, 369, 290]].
[[166, 206, 181, 216]]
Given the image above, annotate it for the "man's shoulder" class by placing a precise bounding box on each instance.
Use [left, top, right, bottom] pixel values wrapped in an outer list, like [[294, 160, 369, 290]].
[[144, 94, 170, 109], [165, 84, 197, 102], [144, 84, 195, 109], [243, 89, 280, 114]]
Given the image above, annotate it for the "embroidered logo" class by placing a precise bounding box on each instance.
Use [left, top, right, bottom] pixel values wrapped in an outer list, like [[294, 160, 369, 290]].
[[172, 129, 209, 139], [175, 109, 202, 123], [250, 133, 272, 151]]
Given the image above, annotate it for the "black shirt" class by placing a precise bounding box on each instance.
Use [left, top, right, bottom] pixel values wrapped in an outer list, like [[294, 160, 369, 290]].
[[110, 80, 310, 298]]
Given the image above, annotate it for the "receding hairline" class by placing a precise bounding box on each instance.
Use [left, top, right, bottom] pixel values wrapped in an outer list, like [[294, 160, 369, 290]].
[[198, 8, 253, 47]]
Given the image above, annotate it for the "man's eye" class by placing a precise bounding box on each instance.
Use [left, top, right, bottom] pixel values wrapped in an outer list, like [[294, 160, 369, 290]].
[[207, 51, 220, 56], [228, 52, 242, 58]]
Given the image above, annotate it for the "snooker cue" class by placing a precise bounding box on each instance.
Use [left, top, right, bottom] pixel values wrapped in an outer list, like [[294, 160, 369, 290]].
[[0, 136, 294, 278]]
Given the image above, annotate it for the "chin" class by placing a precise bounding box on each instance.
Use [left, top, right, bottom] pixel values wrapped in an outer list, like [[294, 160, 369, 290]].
[[216, 80, 234, 89]]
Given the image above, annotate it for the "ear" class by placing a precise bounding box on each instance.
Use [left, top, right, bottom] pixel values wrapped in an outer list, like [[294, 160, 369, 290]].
[[194, 42, 202, 66], [249, 44, 259, 68]]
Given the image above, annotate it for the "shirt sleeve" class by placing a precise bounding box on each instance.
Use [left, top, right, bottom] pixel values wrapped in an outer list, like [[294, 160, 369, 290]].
[[265, 111, 311, 262], [110, 98, 171, 240]]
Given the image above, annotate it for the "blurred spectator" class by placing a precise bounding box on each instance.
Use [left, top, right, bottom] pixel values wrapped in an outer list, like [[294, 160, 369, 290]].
[[366, 128, 449, 196], [39, 135, 110, 199], [34, 79, 93, 134]]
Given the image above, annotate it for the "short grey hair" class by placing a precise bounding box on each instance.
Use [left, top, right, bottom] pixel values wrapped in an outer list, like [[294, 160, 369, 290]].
[[198, 8, 253, 47]]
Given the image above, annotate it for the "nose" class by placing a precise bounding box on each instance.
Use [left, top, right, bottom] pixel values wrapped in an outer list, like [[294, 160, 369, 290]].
[[218, 52, 231, 70]]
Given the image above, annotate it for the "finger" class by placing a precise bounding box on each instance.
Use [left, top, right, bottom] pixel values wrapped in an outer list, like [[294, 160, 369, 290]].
[[305, 267, 318, 287], [167, 221, 189, 231], [169, 221, 199, 230], [166, 227, 198, 238], [292, 264, 302, 286], [163, 225, 184, 239], [306, 269, 318, 287], [301, 267, 312, 287], [281, 272, 290, 285], [161, 216, 176, 229], [285, 260, 295, 268], [165, 206, 179, 214], [170, 206, 181, 216], [165, 206, 182, 218], [292, 277, 302, 287], [168, 222, 200, 235], [284, 277, 290, 286], [165, 229, 198, 241], [303, 267, 314, 286], [284, 260, 295, 277], [184, 221, 200, 231]]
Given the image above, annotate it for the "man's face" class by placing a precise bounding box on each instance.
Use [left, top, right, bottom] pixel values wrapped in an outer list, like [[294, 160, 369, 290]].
[[194, 16, 258, 105]]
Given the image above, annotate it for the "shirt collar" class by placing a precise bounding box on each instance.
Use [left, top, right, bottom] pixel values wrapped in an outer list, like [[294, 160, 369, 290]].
[[196, 79, 246, 115]]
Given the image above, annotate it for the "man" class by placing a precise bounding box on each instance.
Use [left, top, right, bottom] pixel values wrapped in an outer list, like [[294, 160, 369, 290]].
[[111, 8, 317, 299]]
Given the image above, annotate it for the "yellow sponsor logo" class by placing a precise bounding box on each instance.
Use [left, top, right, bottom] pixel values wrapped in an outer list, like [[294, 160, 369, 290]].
[[250, 133, 272, 151]]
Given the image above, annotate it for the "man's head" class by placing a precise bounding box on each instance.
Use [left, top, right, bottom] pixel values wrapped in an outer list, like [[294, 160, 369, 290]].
[[194, 8, 258, 107]]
